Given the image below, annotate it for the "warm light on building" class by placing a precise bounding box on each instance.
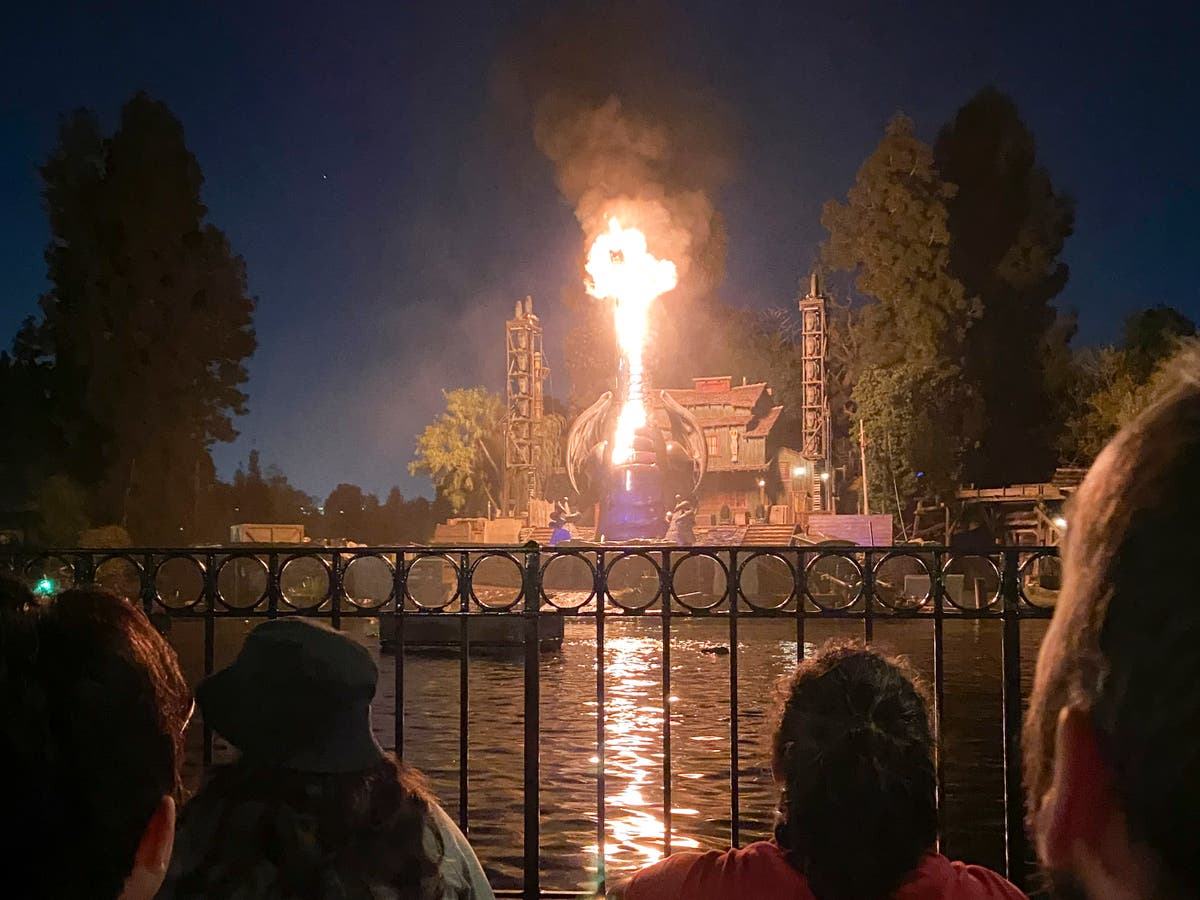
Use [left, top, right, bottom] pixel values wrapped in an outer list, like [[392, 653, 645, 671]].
[[820, 471, 830, 482], [792, 465, 806, 477], [1053, 516, 1067, 530]]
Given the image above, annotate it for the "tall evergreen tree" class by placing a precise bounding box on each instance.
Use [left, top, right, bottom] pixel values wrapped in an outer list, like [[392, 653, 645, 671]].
[[822, 114, 981, 513], [934, 88, 1075, 486], [1120, 305, 1196, 382], [17, 93, 256, 540]]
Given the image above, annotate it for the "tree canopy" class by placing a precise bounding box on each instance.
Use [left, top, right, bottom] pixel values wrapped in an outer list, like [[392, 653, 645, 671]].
[[409, 387, 506, 514], [4, 92, 256, 541], [822, 114, 981, 514], [934, 87, 1076, 486], [1059, 310, 1198, 464], [1121, 305, 1197, 382]]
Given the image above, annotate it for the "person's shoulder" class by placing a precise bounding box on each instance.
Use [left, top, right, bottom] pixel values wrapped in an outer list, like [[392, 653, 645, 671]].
[[623, 842, 810, 900], [899, 854, 1027, 900], [426, 802, 495, 900], [945, 861, 1027, 900]]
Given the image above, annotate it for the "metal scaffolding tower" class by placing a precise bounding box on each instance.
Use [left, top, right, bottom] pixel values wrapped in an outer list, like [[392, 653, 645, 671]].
[[799, 272, 833, 511], [503, 296, 548, 517]]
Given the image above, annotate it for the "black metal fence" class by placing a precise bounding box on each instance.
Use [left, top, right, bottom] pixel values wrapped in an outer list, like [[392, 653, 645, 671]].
[[1, 544, 1060, 898]]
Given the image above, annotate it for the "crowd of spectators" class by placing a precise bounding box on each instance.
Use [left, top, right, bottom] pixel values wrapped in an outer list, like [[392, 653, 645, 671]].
[[2, 348, 1196, 898]]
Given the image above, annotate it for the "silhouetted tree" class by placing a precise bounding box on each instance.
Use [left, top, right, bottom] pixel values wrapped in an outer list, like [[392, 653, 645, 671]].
[[1059, 311, 1198, 464], [935, 88, 1076, 486], [323, 483, 371, 541], [1121, 305, 1197, 382], [30, 475, 89, 547], [0, 348, 60, 513], [15, 92, 255, 541], [822, 114, 981, 514]]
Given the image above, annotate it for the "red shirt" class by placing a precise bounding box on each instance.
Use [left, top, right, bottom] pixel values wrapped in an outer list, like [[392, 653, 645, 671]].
[[623, 842, 1026, 900]]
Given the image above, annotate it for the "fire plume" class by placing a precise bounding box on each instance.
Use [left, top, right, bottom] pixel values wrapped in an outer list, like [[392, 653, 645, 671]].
[[585, 218, 678, 465]]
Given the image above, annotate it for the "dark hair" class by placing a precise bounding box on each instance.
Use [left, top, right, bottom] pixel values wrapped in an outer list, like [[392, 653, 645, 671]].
[[772, 642, 937, 900], [0, 572, 35, 613], [163, 753, 445, 899], [0, 588, 192, 898], [1024, 347, 1200, 895]]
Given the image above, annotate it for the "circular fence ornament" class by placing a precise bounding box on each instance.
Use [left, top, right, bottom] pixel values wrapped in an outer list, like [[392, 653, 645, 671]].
[[343, 554, 395, 609], [873, 552, 934, 611], [280, 555, 330, 610], [671, 552, 728, 611], [406, 555, 458, 610], [25, 555, 74, 599], [217, 555, 269, 611], [1019, 551, 1061, 610], [738, 552, 796, 610], [605, 553, 661, 611], [154, 555, 206, 609], [942, 554, 1001, 610], [541, 552, 596, 610], [95, 555, 144, 603], [470, 554, 524, 610], [805, 552, 863, 611]]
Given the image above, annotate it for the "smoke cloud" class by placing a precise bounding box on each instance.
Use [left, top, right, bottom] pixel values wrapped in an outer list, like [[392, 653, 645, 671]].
[[496, 0, 735, 302]]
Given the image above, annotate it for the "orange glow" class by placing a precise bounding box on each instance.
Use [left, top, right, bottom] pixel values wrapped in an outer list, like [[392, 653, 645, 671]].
[[585, 218, 678, 465], [585, 635, 701, 871]]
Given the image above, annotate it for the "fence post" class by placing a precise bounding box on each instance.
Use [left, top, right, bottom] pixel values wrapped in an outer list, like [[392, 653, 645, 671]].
[[660, 548, 673, 861], [522, 545, 542, 900], [458, 551, 471, 836], [728, 549, 740, 848], [139, 552, 154, 616], [595, 551, 607, 892], [330, 551, 342, 630], [202, 550, 217, 767], [1000, 547, 1027, 888], [393, 551, 406, 758], [932, 548, 946, 850]]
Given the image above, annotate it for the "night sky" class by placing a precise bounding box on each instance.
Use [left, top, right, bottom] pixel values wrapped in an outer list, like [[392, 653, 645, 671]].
[[2, 1, 1197, 501]]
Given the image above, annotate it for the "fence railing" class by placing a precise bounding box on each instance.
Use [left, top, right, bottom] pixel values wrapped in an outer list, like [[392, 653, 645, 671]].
[[2, 544, 1060, 898]]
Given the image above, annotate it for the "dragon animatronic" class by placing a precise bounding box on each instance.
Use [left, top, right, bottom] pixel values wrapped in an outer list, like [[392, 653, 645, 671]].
[[565, 389, 708, 542]]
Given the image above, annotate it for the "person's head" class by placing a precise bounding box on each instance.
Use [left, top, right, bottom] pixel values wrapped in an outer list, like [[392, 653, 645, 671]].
[[772, 642, 936, 900], [1, 588, 191, 899], [165, 618, 443, 898], [1025, 348, 1200, 899]]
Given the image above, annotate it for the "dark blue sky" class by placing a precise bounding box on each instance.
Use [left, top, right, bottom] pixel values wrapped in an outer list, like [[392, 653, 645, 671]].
[[2, 1, 1197, 500]]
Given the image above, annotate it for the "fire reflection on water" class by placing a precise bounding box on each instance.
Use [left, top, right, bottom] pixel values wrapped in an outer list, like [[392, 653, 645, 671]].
[[585, 636, 702, 869]]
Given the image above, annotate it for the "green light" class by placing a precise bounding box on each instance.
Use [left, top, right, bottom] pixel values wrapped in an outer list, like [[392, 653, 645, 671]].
[[34, 578, 55, 596]]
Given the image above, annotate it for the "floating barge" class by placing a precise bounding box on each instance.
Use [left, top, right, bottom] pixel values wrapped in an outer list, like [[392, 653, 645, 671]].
[[380, 613, 564, 654]]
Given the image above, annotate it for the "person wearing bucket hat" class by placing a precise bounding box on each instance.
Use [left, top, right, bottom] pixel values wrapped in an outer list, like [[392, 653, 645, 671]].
[[196, 617, 387, 773], [161, 618, 494, 899]]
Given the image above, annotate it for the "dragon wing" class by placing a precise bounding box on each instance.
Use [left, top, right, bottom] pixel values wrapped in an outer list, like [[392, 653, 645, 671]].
[[660, 389, 708, 491], [566, 390, 615, 496]]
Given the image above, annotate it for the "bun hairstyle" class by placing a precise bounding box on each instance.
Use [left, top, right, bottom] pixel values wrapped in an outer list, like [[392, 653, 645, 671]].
[[772, 643, 937, 900]]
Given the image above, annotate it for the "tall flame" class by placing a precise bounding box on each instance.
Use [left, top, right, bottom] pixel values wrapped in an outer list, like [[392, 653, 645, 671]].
[[585, 218, 678, 465]]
